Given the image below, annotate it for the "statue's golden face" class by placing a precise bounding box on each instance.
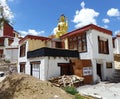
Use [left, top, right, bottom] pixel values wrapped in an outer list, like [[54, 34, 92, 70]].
[[60, 16, 65, 22]]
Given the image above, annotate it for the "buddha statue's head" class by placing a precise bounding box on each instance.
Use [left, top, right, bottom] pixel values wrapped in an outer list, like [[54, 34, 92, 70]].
[[60, 14, 65, 22]]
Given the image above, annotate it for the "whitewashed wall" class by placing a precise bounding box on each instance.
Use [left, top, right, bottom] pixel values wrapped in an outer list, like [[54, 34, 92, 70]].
[[24, 56, 70, 80], [80, 29, 113, 60], [80, 29, 114, 82], [114, 61, 120, 69], [0, 22, 4, 37], [5, 48, 18, 62], [114, 37, 120, 54], [18, 41, 28, 72], [113, 37, 120, 69], [46, 57, 69, 79]]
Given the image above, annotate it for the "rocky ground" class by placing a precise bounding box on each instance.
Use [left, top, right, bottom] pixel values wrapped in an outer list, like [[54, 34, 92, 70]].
[[0, 74, 74, 99]]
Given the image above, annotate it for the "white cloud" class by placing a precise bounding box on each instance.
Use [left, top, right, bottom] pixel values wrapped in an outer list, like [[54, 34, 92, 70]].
[[102, 18, 110, 23], [0, 0, 14, 20], [72, 1, 99, 28], [114, 30, 120, 35], [103, 25, 108, 29], [80, 1, 85, 9], [53, 27, 57, 35], [19, 29, 45, 37], [107, 8, 120, 17]]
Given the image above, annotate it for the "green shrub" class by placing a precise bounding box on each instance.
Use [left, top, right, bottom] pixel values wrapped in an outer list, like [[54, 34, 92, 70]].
[[64, 86, 78, 95], [75, 93, 84, 99]]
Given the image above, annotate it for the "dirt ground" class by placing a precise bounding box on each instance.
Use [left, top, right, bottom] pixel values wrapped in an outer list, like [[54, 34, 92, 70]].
[[0, 74, 74, 99], [77, 82, 120, 99]]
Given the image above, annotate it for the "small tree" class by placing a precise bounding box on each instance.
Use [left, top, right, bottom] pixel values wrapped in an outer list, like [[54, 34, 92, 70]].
[[0, 6, 10, 29]]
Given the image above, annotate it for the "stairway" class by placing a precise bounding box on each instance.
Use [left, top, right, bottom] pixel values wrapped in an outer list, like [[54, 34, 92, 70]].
[[111, 69, 120, 83]]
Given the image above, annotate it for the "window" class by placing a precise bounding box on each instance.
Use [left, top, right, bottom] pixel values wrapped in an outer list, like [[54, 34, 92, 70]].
[[8, 39, 13, 46], [78, 34, 87, 52], [68, 33, 87, 52], [0, 38, 4, 46], [68, 37, 74, 49], [106, 62, 112, 68], [0, 50, 3, 58], [20, 63, 25, 73], [20, 43, 26, 57], [55, 42, 63, 48], [98, 36, 109, 54], [112, 38, 115, 48]]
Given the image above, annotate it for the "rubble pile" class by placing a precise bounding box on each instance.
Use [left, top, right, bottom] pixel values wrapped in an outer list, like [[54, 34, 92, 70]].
[[49, 75, 84, 87]]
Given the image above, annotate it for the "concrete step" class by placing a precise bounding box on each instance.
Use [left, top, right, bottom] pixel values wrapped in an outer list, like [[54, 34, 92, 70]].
[[111, 70, 120, 82]]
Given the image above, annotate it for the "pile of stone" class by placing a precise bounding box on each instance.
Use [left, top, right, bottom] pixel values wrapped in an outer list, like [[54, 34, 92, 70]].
[[49, 75, 84, 87]]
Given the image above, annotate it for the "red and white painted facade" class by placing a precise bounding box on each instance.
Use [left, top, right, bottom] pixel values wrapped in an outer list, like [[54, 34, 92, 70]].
[[0, 22, 20, 62]]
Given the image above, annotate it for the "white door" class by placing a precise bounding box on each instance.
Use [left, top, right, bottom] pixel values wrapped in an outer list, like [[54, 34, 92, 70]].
[[31, 63, 40, 79]]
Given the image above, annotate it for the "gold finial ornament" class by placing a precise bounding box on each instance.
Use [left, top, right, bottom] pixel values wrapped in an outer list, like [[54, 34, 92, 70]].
[[55, 14, 68, 38]]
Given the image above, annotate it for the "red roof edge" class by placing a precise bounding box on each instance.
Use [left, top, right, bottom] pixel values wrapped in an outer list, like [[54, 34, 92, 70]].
[[61, 24, 112, 39], [19, 35, 51, 44]]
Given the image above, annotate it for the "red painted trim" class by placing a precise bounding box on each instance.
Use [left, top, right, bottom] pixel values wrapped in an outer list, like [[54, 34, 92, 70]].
[[0, 36, 14, 39], [61, 24, 112, 39], [19, 35, 51, 44]]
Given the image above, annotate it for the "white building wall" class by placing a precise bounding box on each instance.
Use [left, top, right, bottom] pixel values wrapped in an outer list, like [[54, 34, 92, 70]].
[[47, 57, 69, 79], [25, 60, 30, 75], [114, 61, 120, 69], [18, 41, 28, 72], [24, 56, 70, 81], [5, 48, 18, 62], [113, 37, 120, 69], [80, 29, 114, 82], [80, 30, 113, 60], [114, 37, 120, 54], [4, 38, 8, 47], [39, 56, 69, 80], [41, 57, 49, 80], [0, 22, 4, 37]]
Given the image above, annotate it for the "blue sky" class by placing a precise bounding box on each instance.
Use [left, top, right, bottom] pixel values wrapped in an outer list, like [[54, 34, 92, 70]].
[[1, 0, 120, 37]]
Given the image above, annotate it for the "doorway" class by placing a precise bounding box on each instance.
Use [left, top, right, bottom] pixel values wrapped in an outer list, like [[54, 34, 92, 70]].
[[96, 63, 102, 80], [58, 63, 74, 76], [30, 61, 40, 79], [20, 63, 26, 73]]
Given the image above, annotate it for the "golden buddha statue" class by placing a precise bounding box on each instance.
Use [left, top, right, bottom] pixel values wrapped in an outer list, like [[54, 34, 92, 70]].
[[55, 14, 68, 38]]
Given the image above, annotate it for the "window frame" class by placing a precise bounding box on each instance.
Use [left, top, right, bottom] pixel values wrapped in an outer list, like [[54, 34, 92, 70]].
[[20, 43, 26, 57], [68, 33, 87, 52], [106, 62, 112, 68], [20, 63, 26, 73], [98, 36, 109, 54]]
